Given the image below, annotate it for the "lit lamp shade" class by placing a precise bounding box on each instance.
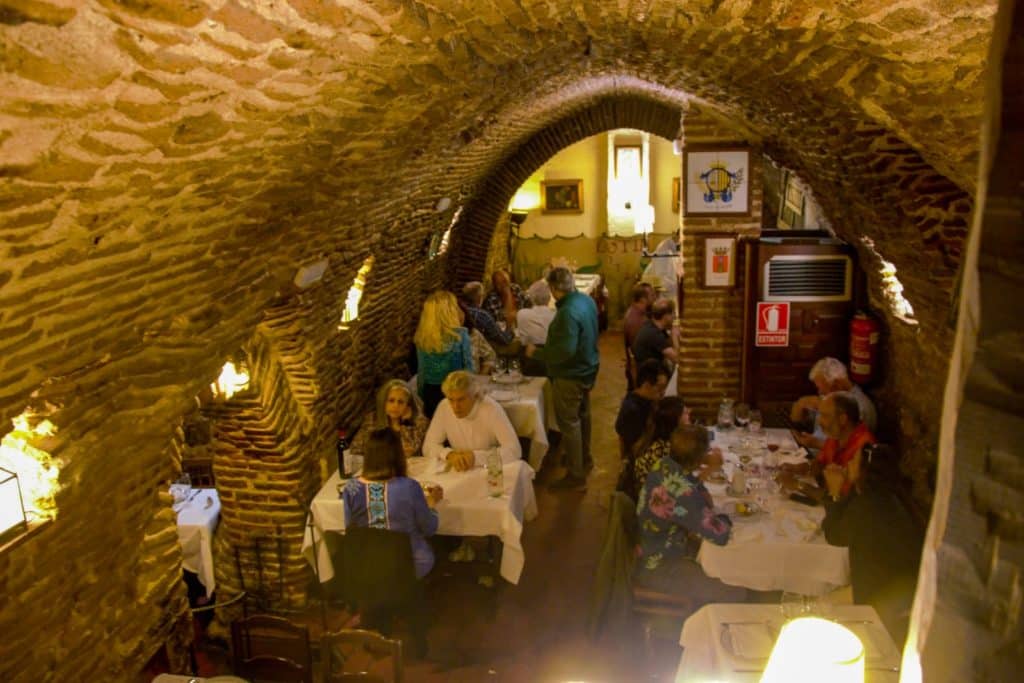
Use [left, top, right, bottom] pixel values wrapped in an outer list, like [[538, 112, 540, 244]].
[[761, 617, 865, 683], [0, 466, 28, 541]]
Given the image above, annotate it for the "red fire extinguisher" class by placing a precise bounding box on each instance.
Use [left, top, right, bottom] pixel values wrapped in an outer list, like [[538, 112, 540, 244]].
[[849, 312, 880, 385]]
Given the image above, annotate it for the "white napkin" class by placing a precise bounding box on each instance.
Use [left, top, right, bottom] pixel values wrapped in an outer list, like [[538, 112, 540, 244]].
[[730, 524, 764, 543], [727, 623, 775, 659], [778, 514, 818, 541], [777, 448, 809, 465]]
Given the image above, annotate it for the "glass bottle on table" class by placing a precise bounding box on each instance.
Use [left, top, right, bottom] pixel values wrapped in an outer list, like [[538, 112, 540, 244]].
[[486, 448, 504, 497]]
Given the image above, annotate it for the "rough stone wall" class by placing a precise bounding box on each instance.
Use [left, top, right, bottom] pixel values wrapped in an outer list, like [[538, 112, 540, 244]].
[[0, 1, 1002, 679]]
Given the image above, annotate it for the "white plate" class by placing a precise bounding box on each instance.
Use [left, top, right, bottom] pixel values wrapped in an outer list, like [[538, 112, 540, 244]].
[[492, 372, 524, 384], [489, 389, 518, 402]]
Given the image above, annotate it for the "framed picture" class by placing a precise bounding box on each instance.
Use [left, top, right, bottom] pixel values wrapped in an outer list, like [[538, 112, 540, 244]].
[[702, 235, 737, 288], [615, 145, 642, 177], [671, 177, 681, 213], [541, 179, 584, 214], [683, 146, 751, 216]]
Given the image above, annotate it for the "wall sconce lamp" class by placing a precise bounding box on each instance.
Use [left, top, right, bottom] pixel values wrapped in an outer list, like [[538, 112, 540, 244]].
[[761, 617, 865, 683], [509, 210, 529, 227], [0, 466, 28, 544]]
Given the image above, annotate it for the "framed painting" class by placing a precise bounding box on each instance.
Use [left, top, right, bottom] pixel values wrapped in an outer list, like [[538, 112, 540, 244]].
[[671, 177, 681, 213], [683, 146, 751, 217], [541, 179, 584, 214], [701, 235, 737, 288]]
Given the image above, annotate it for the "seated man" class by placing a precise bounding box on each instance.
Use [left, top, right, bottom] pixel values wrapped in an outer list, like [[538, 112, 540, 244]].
[[483, 269, 531, 328], [631, 298, 679, 372], [822, 445, 923, 645], [634, 424, 746, 605], [614, 360, 669, 493], [791, 357, 877, 451], [460, 281, 519, 354], [517, 280, 556, 377], [780, 391, 875, 502], [422, 370, 522, 472]]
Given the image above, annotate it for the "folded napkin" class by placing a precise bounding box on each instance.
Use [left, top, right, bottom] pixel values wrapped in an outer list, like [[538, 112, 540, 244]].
[[726, 622, 776, 660], [777, 448, 809, 465]]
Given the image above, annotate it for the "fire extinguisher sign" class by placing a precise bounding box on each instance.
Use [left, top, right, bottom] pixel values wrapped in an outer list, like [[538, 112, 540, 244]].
[[756, 302, 791, 347]]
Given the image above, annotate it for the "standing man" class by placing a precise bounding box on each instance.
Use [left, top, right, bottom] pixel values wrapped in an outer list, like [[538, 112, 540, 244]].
[[622, 282, 654, 390], [525, 267, 600, 491], [632, 298, 679, 371]]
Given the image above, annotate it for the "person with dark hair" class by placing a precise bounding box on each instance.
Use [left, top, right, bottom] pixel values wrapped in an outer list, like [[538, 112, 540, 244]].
[[341, 429, 443, 578], [613, 359, 670, 495], [631, 396, 691, 500], [525, 267, 600, 491], [632, 298, 679, 371], [634, 424, 746, 605], [483, 269, 531, 328], [460, 281, 519, 352], [622, 282, 654, 389]]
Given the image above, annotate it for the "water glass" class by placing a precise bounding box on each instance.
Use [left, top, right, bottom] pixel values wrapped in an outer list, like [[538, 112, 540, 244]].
[[781, 591, 811, 620], [749, 409, 763, 433], [717, 398, 735, 430], [508, 358, 521, 375], [495, 356, 507, 375], [734, 402, 750, 429]]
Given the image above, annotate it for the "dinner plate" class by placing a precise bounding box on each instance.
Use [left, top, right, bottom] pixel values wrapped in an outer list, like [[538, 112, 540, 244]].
[[489, 389, 518, 402], [721, 500, 765, 517], [720, 621, 777, 665], [492, 372, 525, 384]]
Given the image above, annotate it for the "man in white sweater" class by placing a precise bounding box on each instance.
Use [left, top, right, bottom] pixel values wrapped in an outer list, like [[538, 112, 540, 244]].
[[423, 370, 522, 471]]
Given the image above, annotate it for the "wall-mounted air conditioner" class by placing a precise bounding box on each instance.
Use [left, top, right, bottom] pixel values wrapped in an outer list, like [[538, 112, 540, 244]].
[[762, 254, 852, 302]]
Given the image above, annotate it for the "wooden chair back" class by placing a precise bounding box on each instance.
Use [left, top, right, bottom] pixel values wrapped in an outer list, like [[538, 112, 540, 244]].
[[230, 614, 313, 683], [321, 628, 404, 683]]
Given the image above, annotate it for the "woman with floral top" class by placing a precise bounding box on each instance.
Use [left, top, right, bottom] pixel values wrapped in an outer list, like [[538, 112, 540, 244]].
[[635, 424, 747, 603], [631, 396, 690, 501]]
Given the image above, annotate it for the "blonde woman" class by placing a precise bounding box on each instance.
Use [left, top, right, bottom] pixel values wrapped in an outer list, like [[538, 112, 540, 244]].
[[414, 290, 474, 417], [351, 380, 430, 458]]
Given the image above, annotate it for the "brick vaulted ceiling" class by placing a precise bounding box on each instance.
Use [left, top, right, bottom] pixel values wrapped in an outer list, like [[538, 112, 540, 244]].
[[0, 0, 999, 426]]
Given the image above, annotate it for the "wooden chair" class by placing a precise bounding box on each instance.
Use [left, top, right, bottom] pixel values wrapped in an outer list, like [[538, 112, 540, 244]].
[[321, 628, 404, 683], [230, 614, 314, 683]]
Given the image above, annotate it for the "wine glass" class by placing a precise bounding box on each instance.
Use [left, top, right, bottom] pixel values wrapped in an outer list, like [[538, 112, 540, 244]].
[[781, 591, 810, 620], [734, 402, 751, 429], [749, 409, 763, 433], [494, 356, 507, 377], [508, 357, 521, 376]]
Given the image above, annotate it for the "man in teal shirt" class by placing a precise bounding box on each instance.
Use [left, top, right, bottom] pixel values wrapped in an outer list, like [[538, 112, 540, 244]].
[[525, 267, 600, 490]]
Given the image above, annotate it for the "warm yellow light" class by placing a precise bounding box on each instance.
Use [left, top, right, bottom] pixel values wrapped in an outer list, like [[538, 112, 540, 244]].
[[339, 255, 375, 328], [509, 178, 541, 211], [211, 361, 250, 399], [0, 468, 27, 536], [761, 617, 864, 683], [0, 410, 60, 524]]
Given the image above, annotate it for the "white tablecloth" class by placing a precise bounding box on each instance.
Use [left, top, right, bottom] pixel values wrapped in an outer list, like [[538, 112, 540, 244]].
[[301, 458, 538, 585], [573, 273, 600, 296], [697, 428, 850, 595], [175, 489, 221, 593], [476, 375, 556, 469], [676, 603, 900, 682]]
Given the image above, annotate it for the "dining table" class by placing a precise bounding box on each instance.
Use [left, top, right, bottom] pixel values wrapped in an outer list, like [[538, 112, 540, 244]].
[[697, 427, 850, 596], [301, 456, 538, 585], [175, 488, 221, 594], [675, 603, 901, 682]]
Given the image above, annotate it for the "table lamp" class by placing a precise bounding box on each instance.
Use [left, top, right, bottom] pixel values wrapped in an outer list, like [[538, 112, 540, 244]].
[[760, 617, 865, 683]]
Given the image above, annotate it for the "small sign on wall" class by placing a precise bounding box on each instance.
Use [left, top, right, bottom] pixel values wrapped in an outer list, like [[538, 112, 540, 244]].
[[756, 302, 790, 347]]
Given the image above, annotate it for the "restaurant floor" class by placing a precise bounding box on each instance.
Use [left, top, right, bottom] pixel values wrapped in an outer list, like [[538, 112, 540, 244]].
[[195, 331, 687, 681]]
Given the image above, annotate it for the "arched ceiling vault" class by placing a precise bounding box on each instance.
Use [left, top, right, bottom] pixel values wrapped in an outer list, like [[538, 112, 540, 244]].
[[0, 0, 996, 423]]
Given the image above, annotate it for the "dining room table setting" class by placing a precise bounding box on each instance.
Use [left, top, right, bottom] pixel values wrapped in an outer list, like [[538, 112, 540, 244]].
[[675, 602, 902, 682], [302, 450, 538, 586], [170, 474, 222, 595], [696, 423, 851, 596]]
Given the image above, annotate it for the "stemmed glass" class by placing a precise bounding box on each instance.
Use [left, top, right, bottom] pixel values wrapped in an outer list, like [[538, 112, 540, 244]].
[[494, 357, 507, 377], [508, 357, 521, 376], [749, 409, 763, 433], [734, 402, 751, 429]]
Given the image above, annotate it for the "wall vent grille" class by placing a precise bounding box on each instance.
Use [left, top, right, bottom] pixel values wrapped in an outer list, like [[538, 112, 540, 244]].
[[763, 255, 852, 302]]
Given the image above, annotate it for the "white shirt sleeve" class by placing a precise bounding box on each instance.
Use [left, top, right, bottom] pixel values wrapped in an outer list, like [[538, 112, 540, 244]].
[[471, 397, 522, 467], [422, 401, 453, 469]]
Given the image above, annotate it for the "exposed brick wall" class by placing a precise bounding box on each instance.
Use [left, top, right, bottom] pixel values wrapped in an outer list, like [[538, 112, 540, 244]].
[[0, 1, 1002, 679]]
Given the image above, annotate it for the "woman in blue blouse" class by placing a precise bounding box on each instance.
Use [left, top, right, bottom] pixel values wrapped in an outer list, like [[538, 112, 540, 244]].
[[635, 424, 747, 603], [413, 290, 474, 417], [342, 429, 443, 578]]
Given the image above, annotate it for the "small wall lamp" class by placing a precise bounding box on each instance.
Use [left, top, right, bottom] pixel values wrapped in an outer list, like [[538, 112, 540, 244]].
[[0, 466, 28, 544]]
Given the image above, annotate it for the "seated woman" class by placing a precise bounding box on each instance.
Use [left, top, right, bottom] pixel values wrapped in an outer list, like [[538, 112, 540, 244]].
[[414, 290, 474, 417], [351, 380, 430, 458], [635, 424, 746, 605], [631, 396, 690, 501], [341, 429, 443, 579]]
